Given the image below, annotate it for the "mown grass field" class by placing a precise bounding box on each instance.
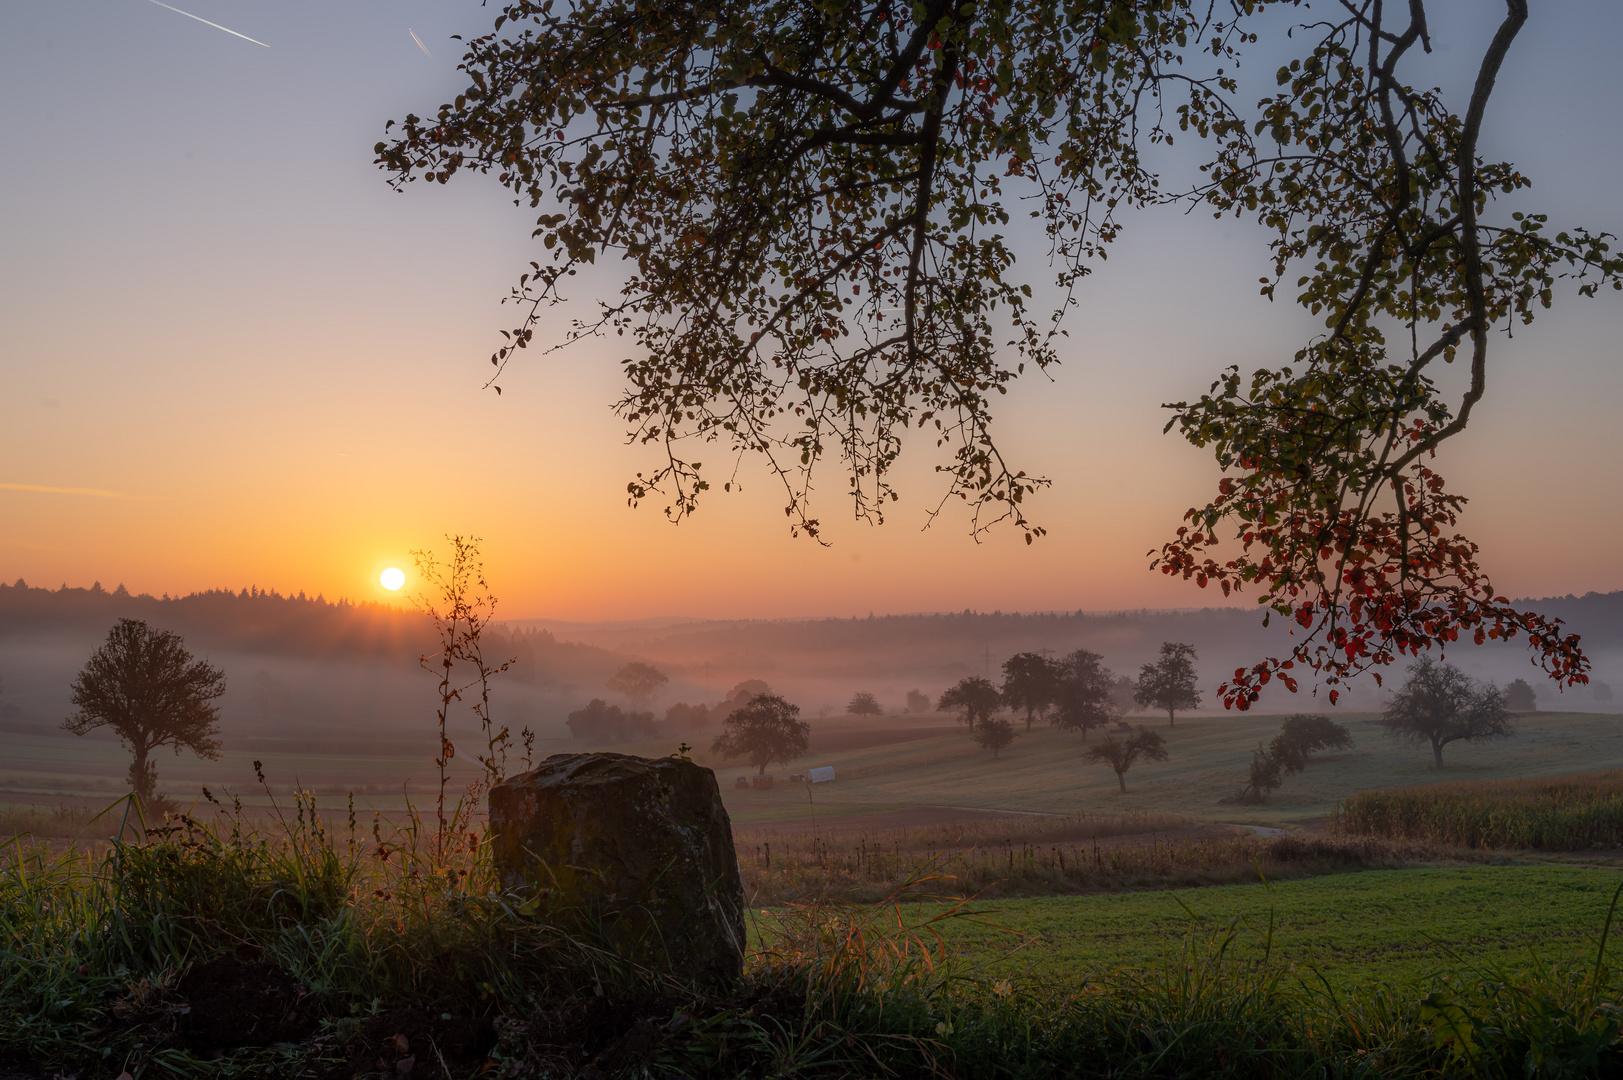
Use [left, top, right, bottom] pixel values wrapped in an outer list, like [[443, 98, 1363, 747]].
[[706, 709, 1623, 826], [8, 708, 1623, 828], [785, 864, 1623, 995]]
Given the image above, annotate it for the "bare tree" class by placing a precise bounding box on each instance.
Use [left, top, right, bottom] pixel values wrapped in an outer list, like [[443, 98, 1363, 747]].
[[64, 619, 226, 801], [1381, 658, 1512, 769]]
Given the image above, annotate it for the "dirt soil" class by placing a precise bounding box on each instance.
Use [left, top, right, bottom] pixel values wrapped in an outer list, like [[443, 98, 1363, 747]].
[[341, 1008, 496, 1079], [175, 954, 319, 1056]]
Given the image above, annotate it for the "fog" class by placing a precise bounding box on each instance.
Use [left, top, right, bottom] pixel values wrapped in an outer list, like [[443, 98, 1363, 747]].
[[4, 582, 1618, 759]]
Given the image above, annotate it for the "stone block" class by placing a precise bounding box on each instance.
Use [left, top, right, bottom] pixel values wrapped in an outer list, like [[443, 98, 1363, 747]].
[[488, 752, 745, 984]]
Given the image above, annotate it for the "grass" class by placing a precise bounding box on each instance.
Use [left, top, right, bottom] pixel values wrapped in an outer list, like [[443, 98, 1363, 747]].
[[908, 865, 1623, 994], [11, 708, 1623, 828], [700, 709, 1623, 826], [7, 788, 1623, 1077], [1336, 770, 1623, 849], [13, 708, 1623, 1076], [0, 789, 628, 1076]]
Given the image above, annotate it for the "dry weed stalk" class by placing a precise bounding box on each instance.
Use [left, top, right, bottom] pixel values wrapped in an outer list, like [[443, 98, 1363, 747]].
[[411, 535, 521, 855]]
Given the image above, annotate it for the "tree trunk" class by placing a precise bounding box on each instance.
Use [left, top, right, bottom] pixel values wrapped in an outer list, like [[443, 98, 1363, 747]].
[[1433, 740, 1445, 769], [757, 760, 767, 776], [1168, 708, 1175, 727], [1117, 770, 1127, 793], [128, 744, 153, 799]]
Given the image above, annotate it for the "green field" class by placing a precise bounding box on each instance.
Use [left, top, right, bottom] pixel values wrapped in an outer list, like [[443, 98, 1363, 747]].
[[896, 865, 1623, 993]]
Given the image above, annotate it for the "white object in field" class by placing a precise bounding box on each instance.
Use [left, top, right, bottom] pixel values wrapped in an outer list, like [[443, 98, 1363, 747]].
[[808, 766, 835, 784]]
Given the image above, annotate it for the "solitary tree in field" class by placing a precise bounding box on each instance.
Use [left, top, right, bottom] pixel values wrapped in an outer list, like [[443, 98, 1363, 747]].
[[1240, 734, 1307, 803], [1085, 727, 1168, 794], [63, 619, 226, 801], [1504, 678, 1538, 712], [1134, 643, 1200, 727], [1000, 652, 1058, 731], [607, 661, 669, 704], [904, 689, 931, 715], [712, 693, 811, 776], [1278, 714, 1354, 762], [846, 691, 883, 718], [938, 676, 1000, 733], [1241, 713, 1354, 802], [974, 718, 1016, 760], [1052, 650, 1120, 740], [1381, 658, 1513, 769]]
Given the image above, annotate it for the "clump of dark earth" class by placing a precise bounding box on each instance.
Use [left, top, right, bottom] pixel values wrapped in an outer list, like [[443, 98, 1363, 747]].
[[341, 1009, 496, 1079], [174, 954, 318, 1055], [494, 986, 804, 1078]]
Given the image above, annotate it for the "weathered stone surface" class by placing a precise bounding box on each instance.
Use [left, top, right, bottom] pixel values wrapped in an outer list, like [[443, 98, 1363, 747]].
[[488, 752, 745, 984]]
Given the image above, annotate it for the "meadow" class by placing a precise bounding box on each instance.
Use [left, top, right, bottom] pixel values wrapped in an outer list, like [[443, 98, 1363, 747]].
[[707, 708, 1623, 826], [7, 797, 1623, 1079], [10, 706, 1623, 834], [913, 865, 1623, 994]]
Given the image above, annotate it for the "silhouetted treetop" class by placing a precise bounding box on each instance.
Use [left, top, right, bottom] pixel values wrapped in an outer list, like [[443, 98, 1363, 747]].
[[379, 0, 1620, 702], [64, 619, 226, 800]]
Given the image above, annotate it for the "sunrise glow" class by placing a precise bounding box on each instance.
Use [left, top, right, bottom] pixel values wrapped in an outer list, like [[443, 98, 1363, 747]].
[[379, 567, 405, 592]]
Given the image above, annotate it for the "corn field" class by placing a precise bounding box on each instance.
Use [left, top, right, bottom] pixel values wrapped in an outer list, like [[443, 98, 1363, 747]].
[[1333, 770, 1623, 849]]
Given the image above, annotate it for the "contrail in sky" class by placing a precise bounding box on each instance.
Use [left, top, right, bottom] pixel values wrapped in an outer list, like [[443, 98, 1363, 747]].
[[143, 0, 269, 47], [408, 28, 433, 59], [0, 482, 135, 499]]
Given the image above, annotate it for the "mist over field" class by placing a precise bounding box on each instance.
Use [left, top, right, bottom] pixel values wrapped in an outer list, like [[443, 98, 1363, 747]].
[[4, 579, 1621, 742], [3, 578, 1621, 816]]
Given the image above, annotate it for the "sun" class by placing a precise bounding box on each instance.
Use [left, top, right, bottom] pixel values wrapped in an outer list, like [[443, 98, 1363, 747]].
[[379, 567, 406, 592]]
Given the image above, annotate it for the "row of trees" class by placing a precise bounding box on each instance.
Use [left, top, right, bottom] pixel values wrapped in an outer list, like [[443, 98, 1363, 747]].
[[936, 642, 1201, 740], [844, 643, 1200, 731], [45, 615, 1536, 804], [566, 678, 771, 741]]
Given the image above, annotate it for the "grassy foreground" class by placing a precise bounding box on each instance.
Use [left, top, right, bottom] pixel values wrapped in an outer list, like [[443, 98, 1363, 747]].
[[6, 792, 1623, 1079]]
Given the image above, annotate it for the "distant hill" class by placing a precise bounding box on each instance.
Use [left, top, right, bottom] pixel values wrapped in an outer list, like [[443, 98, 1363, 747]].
[[0, 582, 647, 742], [526, 592, 1623, 715], [2, 581, 1615, 748], [0, 579, 428, 662]]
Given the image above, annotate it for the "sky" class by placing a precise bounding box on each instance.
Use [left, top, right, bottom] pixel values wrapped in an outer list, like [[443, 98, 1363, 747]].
[[2, 1, 1621, 621]]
